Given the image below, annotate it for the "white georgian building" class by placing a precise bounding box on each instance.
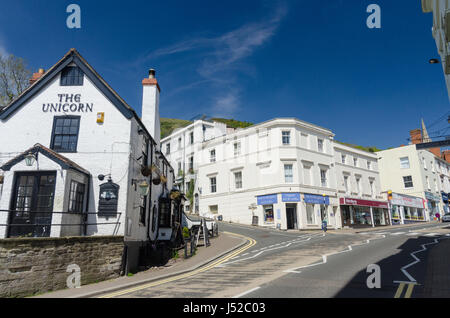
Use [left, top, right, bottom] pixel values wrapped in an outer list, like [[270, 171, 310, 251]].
[[163, 117, 389, 230]]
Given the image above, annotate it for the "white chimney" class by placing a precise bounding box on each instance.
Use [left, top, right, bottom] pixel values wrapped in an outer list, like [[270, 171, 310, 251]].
[[141, 69, 161, 146]]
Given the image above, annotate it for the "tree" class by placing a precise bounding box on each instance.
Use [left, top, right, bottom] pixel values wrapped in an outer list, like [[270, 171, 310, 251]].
[[0, 53, 32, 107]]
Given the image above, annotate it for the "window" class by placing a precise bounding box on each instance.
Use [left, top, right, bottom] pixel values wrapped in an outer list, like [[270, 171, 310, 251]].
[[234, 171, 243, 189], [320, 169, 327, 187], [344, 175, 350, 193], [60, 66, 84, 86], [303, 165, 312, 185], [403, 176, 414, 188], [234, 142, 241, 156], [139, 195, 147, 225], [341, 154, 346, 164], [426, 176, 430, 190], [189, 156, 194, 172], [400, 157, 410, 169], [367, 161, 371, 170], [370, 180, 375, 198], [189, 131, 194, 144], [51, 116, 80, 152], [142, 137, 149, 166], [68, 181, 85, 212], [318, 139, 324, 152], [353, 157, 358, 167], [210, 177, 217, 193], [284, 164, 293, 183], [422, 157, 427, 169], [166, 143, 170, 155], [178, 137, 182, 150], [177, 162, 182, 176], [209, 205, 218, 214], [282, 131, 291, 145], [356, 177, 361, 195], [210, 149, 216, 163]]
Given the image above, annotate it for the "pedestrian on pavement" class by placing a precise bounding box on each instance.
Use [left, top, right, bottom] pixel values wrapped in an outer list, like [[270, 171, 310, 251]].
[[322, 217, 328, 234]]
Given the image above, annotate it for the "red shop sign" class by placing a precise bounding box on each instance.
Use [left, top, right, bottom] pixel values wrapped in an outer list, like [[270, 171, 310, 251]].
[[340, 197, 388, 209]]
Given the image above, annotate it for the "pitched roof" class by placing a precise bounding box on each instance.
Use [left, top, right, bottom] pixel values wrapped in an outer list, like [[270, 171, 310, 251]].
[[0, 48, 159, 146], [0, 143, 90, 176]]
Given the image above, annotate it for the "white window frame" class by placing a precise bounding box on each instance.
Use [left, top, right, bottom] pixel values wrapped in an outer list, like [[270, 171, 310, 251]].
[[282, 131, 291, 145], [234, 171, 243, 189], [284, 164, 294, 183]]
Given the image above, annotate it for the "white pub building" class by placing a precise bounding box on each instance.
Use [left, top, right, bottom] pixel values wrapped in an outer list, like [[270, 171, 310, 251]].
[[0, 48, 181, 270]]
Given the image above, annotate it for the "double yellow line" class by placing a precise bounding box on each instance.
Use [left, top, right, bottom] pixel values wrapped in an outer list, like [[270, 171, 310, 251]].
[[98, 232, 256, 298], [394, 282, 416, 298]]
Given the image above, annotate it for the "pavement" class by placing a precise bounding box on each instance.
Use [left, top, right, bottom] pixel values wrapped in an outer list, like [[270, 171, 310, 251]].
[[33, 232, 246, 298]]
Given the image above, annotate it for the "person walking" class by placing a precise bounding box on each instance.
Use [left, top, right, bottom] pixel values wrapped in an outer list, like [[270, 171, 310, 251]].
[[322, 216, 328, 234]]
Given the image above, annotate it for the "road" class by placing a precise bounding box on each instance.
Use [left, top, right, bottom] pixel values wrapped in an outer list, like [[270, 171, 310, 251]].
[[97, 221, 450, 298]]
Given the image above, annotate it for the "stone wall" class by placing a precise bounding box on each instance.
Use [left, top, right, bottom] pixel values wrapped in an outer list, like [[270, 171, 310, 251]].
[[0, 236, 124, 297]]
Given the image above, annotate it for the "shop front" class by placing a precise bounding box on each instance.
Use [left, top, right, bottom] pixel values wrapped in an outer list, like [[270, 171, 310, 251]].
[[442, 192, 449, 215], [339, 197, 389, 228], [256, 194, 278, 227], [282, 193, 300, 230], [303, 193, 334, 228], [389, 192, 425, 224], [425, 191, 441, 220]]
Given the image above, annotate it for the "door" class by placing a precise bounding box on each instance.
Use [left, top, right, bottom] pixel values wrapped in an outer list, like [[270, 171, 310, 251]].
[[8, 172, 56, 238], [286, 204, 297, 230]]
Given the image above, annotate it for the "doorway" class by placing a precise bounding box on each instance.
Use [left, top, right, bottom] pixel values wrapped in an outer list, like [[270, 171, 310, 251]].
[[8, 172, 56, 238], [286, 204, 298, 230]]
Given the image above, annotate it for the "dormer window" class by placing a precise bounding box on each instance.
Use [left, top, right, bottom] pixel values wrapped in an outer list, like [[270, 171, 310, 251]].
[[61, 66, 84, 86]]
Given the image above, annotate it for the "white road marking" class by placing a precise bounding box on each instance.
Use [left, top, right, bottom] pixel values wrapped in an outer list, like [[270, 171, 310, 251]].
[[406, 233, 419, 236], [424, 233, 439, 237], [400, 239, 439, 282], [233, 287, 261, 298], [391, 232, 406, 235]]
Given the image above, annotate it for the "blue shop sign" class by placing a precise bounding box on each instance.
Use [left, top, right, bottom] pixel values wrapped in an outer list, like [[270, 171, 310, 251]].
[[282, 193, 301, 202], [304, 193, 330, 205], [257, 194, 278, 205], [425, 192, 440, 202], [442, 192, 448, 203]]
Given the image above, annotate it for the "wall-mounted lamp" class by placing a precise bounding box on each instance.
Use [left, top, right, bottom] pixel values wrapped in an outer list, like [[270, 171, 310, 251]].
[[132, 179, 150, 196], [24, 152, 37, 167]]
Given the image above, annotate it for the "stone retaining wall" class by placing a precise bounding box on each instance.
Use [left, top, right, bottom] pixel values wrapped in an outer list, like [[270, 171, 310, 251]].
[[0, 236, 124, 297]]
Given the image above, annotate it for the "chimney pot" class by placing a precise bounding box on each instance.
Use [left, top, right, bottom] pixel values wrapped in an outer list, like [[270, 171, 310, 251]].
[[38, 68, 45, 74], [149, 69, 156, 79]]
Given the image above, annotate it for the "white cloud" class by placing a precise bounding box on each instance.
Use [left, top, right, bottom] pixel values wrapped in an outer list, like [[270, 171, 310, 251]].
[[140, 3, 287, 117]]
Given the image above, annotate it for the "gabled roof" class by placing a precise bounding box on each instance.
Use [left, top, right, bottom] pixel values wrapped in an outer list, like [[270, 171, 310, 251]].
[[0, 48, 134, 120], [0, 143, 90, 176]]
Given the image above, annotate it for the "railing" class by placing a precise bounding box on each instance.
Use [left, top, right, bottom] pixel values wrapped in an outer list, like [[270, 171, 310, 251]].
[[0, 209, 122, 238]]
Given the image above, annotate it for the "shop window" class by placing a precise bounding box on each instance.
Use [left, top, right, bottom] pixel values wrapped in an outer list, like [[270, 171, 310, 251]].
[[306, 204, 315, 225], [209, 205, 218, 214], [263, 205, 274, 223], [68, 181, 85, 213], [50, 116, 80, 152], [60, 66, 84, 86], [403, 176, 413, 188]]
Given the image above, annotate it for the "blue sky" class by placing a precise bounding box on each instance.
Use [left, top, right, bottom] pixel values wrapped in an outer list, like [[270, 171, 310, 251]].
[[0, 0, 449, 149]]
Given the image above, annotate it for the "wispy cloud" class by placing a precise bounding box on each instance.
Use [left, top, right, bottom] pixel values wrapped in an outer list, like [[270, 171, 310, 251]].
[[138, 2, 288, 117]]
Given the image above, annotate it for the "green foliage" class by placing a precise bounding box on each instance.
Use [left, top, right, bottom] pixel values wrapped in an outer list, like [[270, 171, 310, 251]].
[[211, 118, 253, 129], [335, 140, 382, 153], [0, 54, 32, 106], [182, 227, 190, 239], [160, 118, 192, 139]]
